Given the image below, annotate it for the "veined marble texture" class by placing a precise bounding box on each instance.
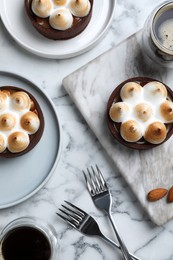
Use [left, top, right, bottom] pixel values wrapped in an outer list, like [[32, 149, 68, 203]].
[[0, 0, 173, 260]]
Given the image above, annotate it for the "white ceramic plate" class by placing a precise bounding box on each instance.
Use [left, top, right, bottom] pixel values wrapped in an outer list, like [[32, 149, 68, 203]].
[[0, 0, 116, 59], [0, 71, 62, 208]]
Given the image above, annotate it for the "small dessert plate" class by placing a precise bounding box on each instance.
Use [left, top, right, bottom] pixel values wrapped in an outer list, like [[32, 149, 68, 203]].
[[0, 71, 62, 208], [0, 0, 116, 59]]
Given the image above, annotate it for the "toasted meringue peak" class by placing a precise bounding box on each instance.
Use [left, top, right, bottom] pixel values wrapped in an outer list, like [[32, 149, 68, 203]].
[[53, 0, 68, 5], [8, 131, 30, 153], [120, 82, 142, 101], [120, 119, 143, 142], [160, 100, 173, 123], [32, 0, 53, 18], [134, 102, 153, 122], [70, 0, 91, 17], [143, 81, 167, 103], [144, 121, 166, 144], [49, 8, 73, 30], [0, 113, 16, 131], [1, 90, 11, 96], [11, 91, 31, 111], [0, 134, 7, 153], [0, 91, 8, 111], [21, 112, 40, 134], [109, 102, 130, 123]]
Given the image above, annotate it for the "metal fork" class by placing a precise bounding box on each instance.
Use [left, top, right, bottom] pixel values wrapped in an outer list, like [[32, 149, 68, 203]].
[[83, 165, 135, 260], [57, 201, 140, 260]]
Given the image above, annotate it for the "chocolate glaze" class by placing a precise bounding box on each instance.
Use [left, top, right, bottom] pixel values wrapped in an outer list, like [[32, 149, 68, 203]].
[[25, 0, 93, 40], [0, 86, 44, 158], [107, 77, 173, 150]]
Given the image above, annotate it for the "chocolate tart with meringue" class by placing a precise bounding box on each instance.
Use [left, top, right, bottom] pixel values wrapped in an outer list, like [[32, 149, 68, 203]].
[[0, 86, 44, 158], [25, 0, 93, 40], [107, 77, 173, 150]]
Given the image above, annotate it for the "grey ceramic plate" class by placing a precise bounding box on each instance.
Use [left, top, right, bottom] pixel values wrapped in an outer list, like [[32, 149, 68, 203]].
[[0, 71, 62, 208]]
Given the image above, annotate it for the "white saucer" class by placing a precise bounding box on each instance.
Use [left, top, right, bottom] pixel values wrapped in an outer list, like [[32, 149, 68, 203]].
[[0, 71, 62, 208], [0, 0, 116, 59]]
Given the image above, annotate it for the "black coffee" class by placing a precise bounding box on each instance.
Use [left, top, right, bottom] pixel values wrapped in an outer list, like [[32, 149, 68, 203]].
[[1, 226, 51, 260], [154, 7, 173, 51]]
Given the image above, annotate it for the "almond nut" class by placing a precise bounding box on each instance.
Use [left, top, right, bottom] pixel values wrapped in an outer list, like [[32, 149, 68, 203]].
[[167, 186, 173, 203], [147, 188, 168, 202]]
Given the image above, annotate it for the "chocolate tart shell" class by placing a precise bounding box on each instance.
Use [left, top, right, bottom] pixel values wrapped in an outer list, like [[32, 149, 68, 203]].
[[0, 86, 44, 158], [25, 0, 93, 40], [107, 77, 173, 150]]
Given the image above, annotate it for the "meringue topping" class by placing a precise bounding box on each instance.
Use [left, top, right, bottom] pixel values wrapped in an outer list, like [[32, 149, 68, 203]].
[[49, 8, 73, 30], [144, 122, 166, 144], [0, 134, 7, 153], [32, 0, 53, 18], [53, 0, 68, 5], [109, 102, 130, 123], [160, 100, 173, 123], [0, 91, 8, 111], [109, 80, 173, 145], [0, 88, 42, 155], [134, 102, 153, 122], [11, 91, 31, 111], [1, 90, 11, 96], [120, 120, 143, 142], [143, 81, 167, 104], [21, 112, 40, 134], [8, 131, 30, 153], [120, 82, 142, 103], [70, 0, 91, 17], [0, 113, 16, 131]]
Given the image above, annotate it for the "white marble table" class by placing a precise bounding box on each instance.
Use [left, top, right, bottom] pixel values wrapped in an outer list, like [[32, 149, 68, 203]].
[[0, 1, 172, 259]]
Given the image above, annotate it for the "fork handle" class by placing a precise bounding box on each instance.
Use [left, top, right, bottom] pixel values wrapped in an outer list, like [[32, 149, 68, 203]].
[[99, 233, 140, 260], [107, 213, 134, 260]]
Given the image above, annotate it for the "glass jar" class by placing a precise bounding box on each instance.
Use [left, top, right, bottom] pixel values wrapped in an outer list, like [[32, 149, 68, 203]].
[[142, 1, 173, 67], [0, 217, 58, 260]]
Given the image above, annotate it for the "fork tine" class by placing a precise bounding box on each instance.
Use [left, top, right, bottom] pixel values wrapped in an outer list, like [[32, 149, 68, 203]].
[[56, 212, 77, 229], [87, 167, 97, 194], [91, 165, 102, 192], [90, 165, 105, 192], [59, 208, 80, 225], [61, 205, 83, 221], [95, 164, 108, 189], [83, 170, 93, 194], [57, 200, 86, 229], [64, 200, 86, 217]]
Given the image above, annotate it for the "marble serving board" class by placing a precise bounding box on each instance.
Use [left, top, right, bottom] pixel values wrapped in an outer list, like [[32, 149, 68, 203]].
[[63, 30, 173, 226]]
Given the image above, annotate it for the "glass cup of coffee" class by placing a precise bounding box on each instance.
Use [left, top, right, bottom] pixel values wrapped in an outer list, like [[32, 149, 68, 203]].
[[142, 1, 173, 67], [0, 217, 58, 260]]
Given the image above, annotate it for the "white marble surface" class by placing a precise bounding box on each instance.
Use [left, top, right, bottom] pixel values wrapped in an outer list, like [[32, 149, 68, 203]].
[[0, 0, 172, 260]]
